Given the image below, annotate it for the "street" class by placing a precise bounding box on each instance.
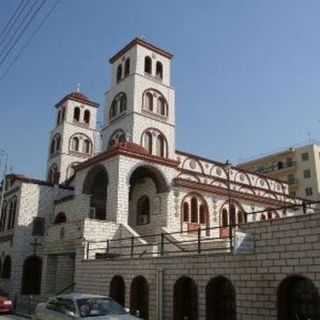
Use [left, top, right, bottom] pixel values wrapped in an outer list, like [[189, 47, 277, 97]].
[[0, 315, 28, 319]]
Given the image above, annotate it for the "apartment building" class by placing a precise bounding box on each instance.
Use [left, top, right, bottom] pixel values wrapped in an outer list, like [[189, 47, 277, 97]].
[[238, 143, 320, 200]]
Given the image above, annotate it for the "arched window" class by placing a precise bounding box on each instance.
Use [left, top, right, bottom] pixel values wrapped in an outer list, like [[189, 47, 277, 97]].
[[144, 56, 152, 74], [156, 61, 163, 79], [83, 139, 91, 154], [110, 93, 127, 119], [261, 214, 266, 221], [199, 204, 206, 224], [144, 132, 153, 154], [206, 276, 236, 320], [119, 94, 127, 113], [2, 256, 11, 279], [109, 129, 126, 148], [7, 197, 17, 230], [222, 209, 228, 227], [183, 202, 189, 222], [143, 89, 168, 117], [110, 100, 117, 118], [137, 196, 150, 225], [56, 110, 61, 126], [230, 204, 236, 226], [48, 164, 59, 184], [73, 107, 80, 122], [157, 97, 166, 116], [0, 201, 7, 232], [156, 135, 165, 158], [21, 256, 42, 295], [277, 276, 320, 320], [124, 58, 130, 77], [84, 110, 90, 124], [145, 92, 153, 111], [54, 212, 67, 224], [61, 107, 65, 121], [117, 64, 122, 83], [182, 194, 208, 227], [72, 137, 79, 151], [55, 135, 61, 151], [191, 197, 198, 223], [50, 139, 55, 155]]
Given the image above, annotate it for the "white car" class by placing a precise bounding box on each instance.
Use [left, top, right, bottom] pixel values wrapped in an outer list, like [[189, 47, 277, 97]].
[[32, 293, 140, 319]]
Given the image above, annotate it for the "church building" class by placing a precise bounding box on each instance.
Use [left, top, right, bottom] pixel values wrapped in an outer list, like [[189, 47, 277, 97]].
[[0, 38, 318, 320]]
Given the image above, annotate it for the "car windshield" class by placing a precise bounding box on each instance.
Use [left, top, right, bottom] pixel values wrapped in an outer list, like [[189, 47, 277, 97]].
[[77, 298, 127, 317]]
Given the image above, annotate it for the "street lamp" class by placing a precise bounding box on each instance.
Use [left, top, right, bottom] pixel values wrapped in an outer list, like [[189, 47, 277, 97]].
[[224, 160, 233, 252]]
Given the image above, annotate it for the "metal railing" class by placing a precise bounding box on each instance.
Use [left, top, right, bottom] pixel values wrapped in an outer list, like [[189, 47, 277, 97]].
[[85, 200, 318, 260], [86, 224, 236, 260]]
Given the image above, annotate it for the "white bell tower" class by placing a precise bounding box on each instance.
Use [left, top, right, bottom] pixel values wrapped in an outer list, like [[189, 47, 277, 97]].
[[101, 38, 176, 159], [47, 90, 99, 184]]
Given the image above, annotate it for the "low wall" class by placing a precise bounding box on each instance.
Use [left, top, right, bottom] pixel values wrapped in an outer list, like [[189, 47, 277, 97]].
[[74, 212, 320, 320]]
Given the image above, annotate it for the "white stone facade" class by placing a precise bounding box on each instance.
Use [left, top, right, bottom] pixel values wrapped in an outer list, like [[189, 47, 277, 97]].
[[0, 38, 313, 318]]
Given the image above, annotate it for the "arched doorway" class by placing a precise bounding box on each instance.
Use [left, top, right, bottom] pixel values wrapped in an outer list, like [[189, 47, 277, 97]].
[[21, 256, 42, 295], [109, 275, 125, 307], [277, 276, 320, 320], [130, 276, 149, 319], [206, 276, 236, 320], [128, 165, 168, 231], [83, 165, 109, 220], [173, 276, 198, 320], [2, 256, 11, 279]]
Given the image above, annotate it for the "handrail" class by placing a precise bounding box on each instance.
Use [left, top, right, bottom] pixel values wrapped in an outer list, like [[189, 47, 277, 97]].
[[56, 282, 76, 296], [86, 201, 318, 260]]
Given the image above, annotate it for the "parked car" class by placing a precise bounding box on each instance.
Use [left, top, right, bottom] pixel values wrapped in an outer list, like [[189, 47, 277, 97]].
[[0, 290, 13, 314], [32, 293, 141, 319]]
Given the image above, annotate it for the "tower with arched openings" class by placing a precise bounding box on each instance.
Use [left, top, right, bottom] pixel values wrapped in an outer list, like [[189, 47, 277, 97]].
[[101, 38, 176, 160], [47, 90, 99, 184]]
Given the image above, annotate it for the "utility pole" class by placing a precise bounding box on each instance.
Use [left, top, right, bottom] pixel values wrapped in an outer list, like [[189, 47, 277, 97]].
[[0, 150, 8, 218]]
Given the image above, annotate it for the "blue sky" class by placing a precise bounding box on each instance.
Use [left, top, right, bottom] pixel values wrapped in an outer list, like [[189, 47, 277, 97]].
[[1, 0, 320, 178]]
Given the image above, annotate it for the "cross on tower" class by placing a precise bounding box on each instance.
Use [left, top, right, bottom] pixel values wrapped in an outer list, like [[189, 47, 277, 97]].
[[30, 238, 42, 256]]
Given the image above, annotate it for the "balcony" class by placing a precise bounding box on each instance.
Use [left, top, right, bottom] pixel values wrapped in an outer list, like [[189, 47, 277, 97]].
[[257, 161, 296, 175]]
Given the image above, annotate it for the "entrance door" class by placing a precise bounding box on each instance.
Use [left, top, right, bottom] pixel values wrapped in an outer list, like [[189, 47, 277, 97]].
[[173, 276, 198, 320]]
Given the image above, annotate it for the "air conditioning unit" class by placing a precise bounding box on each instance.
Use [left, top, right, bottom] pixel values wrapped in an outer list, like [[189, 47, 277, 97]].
[[138, 215, 149, 225], [89, 207, 96, 219]]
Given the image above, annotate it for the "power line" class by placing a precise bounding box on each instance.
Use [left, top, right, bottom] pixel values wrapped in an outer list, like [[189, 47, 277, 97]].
[[0, 0, 37, 62], [0, 0, 48, 70], [0, 0, 26, 42], [0, 0, 61, 81], [0, 0, 31, 51]]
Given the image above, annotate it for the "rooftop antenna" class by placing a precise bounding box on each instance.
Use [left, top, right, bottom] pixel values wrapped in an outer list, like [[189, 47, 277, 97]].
[[76, 83, 80, 93], [138, 34, 145, 40]]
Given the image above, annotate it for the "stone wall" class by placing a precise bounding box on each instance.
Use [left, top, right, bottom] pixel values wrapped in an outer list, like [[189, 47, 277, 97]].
[[74, 212, 320, 320]]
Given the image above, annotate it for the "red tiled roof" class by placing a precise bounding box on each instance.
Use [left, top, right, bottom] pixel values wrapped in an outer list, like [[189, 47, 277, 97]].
[[55, 91, 99, 108]]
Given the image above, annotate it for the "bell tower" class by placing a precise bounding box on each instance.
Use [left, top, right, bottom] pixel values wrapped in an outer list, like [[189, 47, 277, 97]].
[[101, 38, 176, 159], [47, 90, 99, 184]]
